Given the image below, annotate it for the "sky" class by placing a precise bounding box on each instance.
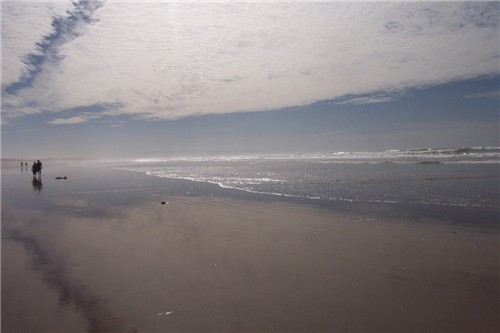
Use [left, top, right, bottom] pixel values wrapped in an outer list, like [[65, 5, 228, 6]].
[[1, 0, 499, 159]]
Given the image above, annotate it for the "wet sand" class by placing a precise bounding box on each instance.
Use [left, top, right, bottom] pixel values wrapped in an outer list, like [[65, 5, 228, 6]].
[[2, 166, 499, 332]]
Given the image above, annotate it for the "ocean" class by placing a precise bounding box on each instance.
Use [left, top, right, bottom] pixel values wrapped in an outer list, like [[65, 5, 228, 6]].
[[102, 147, 499, 210]]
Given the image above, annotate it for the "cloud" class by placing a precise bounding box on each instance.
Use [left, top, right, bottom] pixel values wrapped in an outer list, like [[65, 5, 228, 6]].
[[48, 115, 89, 125], [2, 1, 499, 123], [333, 93, 401, 105], [45, 102, 123, 125], [463, 90, 500, 99], [1, 1, 73, 87], [5, 1, 104, 96], [317, 131, 340, 137]]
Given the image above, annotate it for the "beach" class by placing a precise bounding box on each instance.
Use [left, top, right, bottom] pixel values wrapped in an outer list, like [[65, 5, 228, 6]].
[[2, 162, 499, 332]]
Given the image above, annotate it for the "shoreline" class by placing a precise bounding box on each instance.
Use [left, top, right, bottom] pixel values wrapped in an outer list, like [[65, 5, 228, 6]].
[[120, 165, 500, 228], [2, 165, 499, 332]]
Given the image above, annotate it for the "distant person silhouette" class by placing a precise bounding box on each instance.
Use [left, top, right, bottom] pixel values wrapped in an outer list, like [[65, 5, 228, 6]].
[[36, 160, 42, 176], [31, 162, 38, 177]]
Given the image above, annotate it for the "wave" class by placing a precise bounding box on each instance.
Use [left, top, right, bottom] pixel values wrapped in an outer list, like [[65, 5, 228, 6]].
[[96, 146, 500, 167], [104, 147, 499, 165], [406, 146, 500, 154]]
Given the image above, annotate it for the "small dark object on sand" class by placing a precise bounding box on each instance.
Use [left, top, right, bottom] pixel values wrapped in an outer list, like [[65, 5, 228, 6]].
[[55, 176, 67, 180], [161, 201, 167, 205]]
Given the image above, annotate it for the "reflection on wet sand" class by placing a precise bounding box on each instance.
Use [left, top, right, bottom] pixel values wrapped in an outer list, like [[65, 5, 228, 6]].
[[3, 228, 137, 333], [32, 175, 43, 192]]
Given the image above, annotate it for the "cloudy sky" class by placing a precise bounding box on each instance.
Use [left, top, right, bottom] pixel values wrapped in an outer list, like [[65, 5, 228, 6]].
[[2, 0, 499, 158]]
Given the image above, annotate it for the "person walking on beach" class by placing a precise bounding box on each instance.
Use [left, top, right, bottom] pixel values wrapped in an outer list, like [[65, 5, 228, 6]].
[[36, 160, 42, 176], [31, 162, 38, 176]]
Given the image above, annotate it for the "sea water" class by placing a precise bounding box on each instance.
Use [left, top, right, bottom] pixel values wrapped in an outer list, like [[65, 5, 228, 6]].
[[102, 147, 499, 209]]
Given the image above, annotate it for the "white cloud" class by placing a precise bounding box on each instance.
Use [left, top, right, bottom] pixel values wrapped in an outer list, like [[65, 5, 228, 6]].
[[1, 1, 73, 86], [318, 131, 340, 137], [47, 115, 88, 125], [334, 95, 400, 106], [463, 90, 500, 99], [2, 1, 499, 122]]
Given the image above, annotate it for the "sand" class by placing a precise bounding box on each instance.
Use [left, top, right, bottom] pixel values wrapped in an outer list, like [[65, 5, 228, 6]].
[[2, 166, 499, 332]]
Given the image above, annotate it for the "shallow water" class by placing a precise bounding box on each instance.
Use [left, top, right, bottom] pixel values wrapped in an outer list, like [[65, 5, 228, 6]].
[[106, 147, 500, 209]]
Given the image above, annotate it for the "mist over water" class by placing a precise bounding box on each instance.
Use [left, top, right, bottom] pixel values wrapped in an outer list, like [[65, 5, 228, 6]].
[[104, 147, 500, 209]]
